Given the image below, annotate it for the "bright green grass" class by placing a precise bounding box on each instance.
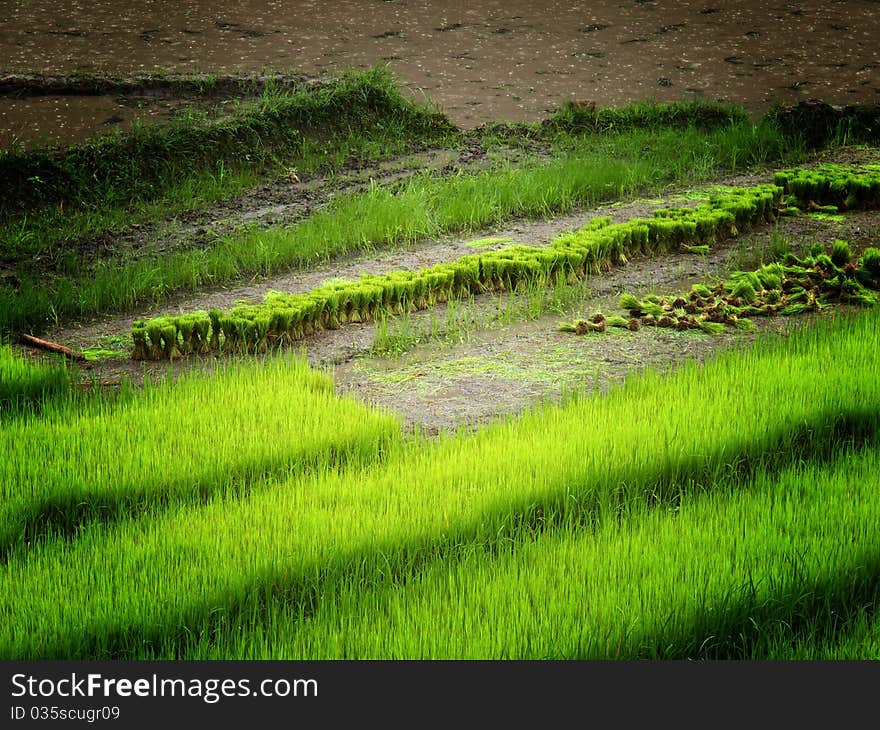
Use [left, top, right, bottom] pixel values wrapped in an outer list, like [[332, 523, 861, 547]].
[[0, 344, 73, 416], [0, 310, 877, 659], [0, 353, 400, 553], [1, 120, 801, 336], [761, 605, 880, 659], [178, 441, 880, 659], [464, 236, 513, 248]]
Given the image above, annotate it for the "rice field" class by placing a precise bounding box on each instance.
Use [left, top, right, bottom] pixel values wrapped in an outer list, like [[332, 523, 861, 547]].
[[3, 76, 880, 663], [2, 309, 878, 659]]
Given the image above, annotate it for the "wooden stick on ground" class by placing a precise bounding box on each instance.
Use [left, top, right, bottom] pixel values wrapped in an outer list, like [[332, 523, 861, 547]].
[[19, 334, 87, 362]]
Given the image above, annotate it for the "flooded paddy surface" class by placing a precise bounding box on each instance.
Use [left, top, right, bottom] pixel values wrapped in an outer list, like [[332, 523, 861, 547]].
[[1, 0, 879, 147]]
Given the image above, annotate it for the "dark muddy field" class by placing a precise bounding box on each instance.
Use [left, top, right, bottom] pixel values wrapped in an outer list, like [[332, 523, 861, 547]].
[[2, 0, 880, 147]]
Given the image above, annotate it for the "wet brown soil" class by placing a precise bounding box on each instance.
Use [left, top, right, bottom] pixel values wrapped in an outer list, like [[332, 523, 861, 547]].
[[35, 144, 880, 433], [2, 1, 879, 147]]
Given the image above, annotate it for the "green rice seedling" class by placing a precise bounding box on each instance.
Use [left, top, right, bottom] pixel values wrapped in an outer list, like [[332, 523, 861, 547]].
[[207, 310, 223, 350], [145, 319, 166, 360], [640, 300, 665, 318], [193, 313, 212, 355], [780, 302, 809, 316], [756, 267, 782, 292], [253, 314, 272, 353], [734, 317, 757, 332], [857, 247, 880, 284], [219, 316, 238, 353], [728, 280, 758, 304], [690, 283, 714, 299]]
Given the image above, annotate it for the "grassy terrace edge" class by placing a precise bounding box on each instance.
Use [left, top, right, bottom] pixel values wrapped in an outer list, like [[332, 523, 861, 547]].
[[0, 67, 455, 212]]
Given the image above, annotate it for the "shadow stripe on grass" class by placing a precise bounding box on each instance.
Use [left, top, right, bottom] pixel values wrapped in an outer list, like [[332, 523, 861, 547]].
[[3, 307, 879, 658]]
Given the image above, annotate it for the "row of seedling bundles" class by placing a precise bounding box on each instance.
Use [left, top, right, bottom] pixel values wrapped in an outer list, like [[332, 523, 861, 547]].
[[131, 183, 784, 360], [773, 165, 880, 211], [561, 241, 880, 337]]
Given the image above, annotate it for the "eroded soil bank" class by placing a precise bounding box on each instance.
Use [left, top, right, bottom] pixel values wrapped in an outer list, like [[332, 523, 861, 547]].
[[3, 0, 879, 146]]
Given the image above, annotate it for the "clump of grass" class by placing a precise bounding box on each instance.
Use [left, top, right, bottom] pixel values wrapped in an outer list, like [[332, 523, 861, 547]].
[[549, 98, 749, 135], [0, 345, 73, 416]]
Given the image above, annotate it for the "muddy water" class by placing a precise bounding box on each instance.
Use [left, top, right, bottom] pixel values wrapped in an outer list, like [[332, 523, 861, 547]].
[[0, 96, 194, 149], [2, 0, 879, 147]]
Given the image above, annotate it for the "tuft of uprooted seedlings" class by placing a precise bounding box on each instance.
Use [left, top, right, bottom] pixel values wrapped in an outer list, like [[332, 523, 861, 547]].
[[561, 242, 880, 338]]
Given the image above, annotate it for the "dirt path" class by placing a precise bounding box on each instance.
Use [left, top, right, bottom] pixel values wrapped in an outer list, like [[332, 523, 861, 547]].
[[3, 1, 879, 147]]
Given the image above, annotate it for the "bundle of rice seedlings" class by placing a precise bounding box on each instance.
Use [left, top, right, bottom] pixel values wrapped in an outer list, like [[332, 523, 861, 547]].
[[131, 321, 149, 360], [604, 315, 631, 328], [251, 314, 270, 353], [297, 299, 317, 336], [177, 316, 196, 356], [363, 284, 384, 322], [696, 318, 725, 335], [208, 310, 223, 351], [682, 243, 710, 255], [641, 300, 665, 318], [586, 215, 612, 230], [284, 308, 301, 341], [191, 313, 211, 354], [780, 302, 808, 316], [219, 316, 238, 352], [577, 319, 606, 334], [323, 292, 342, 330], [728, 279, 758, 304], [145, 320, 165, 360], [857, 247, 880, 284], [619, 293, 641, 312], [160, 323, 181, 360]]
